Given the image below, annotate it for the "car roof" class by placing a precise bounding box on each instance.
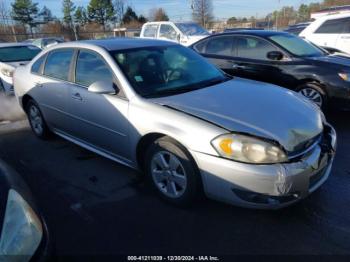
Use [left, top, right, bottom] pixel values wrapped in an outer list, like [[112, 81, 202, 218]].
[[56, 37, 176, 51], [0, 42, 37, 48], [143, 21, 194, 24], [211, 30, 290, 38], [315, 12, 350, 21]]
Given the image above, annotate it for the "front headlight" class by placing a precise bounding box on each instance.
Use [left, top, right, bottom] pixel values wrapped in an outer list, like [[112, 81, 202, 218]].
[[338, 72, 350, 82], [211, 134, 287, 164], [1, 68, 14, 77], [0, 189, 43, 257]]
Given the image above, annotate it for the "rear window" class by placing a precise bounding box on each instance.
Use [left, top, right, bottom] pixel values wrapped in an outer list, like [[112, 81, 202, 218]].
[[143, 24, 158, 38], [0, 45, 41, 62]]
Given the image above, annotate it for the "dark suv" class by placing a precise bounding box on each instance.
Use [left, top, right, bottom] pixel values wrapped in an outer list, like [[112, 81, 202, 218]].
[[191, 30, 350, 110]]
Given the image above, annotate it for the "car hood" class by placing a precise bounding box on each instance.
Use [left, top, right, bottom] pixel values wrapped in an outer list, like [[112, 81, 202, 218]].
[[181, 35, 208, 46], [307, 54, 350, 67], [151, 78, 323, 153], [0, 61, 29, 70]]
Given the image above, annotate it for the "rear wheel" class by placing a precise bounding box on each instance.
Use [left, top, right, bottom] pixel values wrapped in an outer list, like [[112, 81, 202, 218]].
[[25, 100, 51, 139], [297, 83, 326, 109], [145, 136, 202, 206]]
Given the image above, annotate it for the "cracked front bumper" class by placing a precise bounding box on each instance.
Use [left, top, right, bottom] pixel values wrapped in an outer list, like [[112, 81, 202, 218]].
[[191, 125, 337, 209]]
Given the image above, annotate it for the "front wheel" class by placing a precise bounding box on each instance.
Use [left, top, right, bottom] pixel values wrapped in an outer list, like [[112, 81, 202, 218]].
[[297, 84, 326, 109], [0, 79, 5, 94], [25, 100, 51, 139], [145, 137, 202, 206]]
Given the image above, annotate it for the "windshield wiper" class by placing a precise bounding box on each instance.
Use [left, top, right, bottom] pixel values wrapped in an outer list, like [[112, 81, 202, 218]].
[[143, 77, 231, 98], [202, 76, 231, 87], [143, 87, 198, 98]]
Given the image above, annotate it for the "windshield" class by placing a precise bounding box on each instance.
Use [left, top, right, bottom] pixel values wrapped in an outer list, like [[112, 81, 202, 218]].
[[111, 45, 229, 98], [269, 34, 325, 57], [0, 46, 41, 62], [175, 23, 209, 36]]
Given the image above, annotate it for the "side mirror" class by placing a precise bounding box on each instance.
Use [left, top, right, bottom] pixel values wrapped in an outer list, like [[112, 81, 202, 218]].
[[88, 80, 117, 95], [177, 34, 181, 43], [267, 51, 284, 61]]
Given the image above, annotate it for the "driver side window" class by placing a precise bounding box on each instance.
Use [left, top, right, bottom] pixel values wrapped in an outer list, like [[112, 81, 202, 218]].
[[235, 36, 279, 60], [159, 24, 177, 41], [75, 50, 114, 87]]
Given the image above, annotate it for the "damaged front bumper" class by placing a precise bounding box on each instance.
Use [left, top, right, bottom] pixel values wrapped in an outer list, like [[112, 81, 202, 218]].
[[191, 125, 337, 209], [0, 78, 14, 96]]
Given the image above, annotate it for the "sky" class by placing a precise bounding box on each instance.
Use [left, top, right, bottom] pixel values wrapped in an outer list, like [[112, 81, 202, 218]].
[[34, 0, 317, 21]]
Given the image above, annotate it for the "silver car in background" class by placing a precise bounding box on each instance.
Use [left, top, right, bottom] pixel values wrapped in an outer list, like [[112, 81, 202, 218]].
[[0, 43, 41, 95], [13, 38, 337, 209]]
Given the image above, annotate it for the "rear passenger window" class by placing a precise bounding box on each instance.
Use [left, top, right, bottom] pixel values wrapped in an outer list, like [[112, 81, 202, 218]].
[[236, 36, 278, 60], [44, 49, 73, 81], [75, 50, 114, 87], [31, 55, 46, 74], [315, 18, 345, 34], [205, 36, 233, 56], [143, 24, 158, 38]]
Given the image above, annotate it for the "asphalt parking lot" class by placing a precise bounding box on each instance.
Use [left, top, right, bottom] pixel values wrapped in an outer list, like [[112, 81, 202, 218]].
[[0, 97, 350, 257]]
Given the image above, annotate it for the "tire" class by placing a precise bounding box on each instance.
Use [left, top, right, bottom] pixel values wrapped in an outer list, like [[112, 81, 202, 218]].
[[25, 99, 52, 139], [145, 136, 202, 206], [0, 79, 4, 94], [297, 83, 327, 110]]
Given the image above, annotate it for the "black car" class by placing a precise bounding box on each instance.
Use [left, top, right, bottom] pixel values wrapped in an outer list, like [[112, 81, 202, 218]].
[[190, 30, 350, 110], [0, 159, 51, 260]]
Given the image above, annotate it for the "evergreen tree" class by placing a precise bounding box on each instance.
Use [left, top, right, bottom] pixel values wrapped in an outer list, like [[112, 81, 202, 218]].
[[39, 6, 54, 23], [11, 0, 38, 35], [87, 0, 114, 30], [74, 6, 88, 26], [62, 0, 76, 26], [122, 6, 138, 24]]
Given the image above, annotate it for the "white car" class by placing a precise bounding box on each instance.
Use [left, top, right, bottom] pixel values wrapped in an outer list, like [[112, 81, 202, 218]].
[[140, 21, 210, 46], [300, 13, 350, 54], [0, 43, 41, 95]]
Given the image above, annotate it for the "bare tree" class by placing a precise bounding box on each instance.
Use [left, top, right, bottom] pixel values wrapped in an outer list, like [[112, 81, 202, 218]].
[[113, 0, 126, 25], [191, 0, 213, 28], [0, 0, 17, 41]]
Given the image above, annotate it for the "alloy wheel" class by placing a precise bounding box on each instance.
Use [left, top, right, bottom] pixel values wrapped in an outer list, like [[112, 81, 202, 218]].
[[151, 151, 187, 199], [298, 88, 323, 107], [29, 105, 44, 135]]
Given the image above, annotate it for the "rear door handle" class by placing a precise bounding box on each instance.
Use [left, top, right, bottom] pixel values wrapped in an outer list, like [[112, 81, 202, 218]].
[[72, 92, 82, 101]]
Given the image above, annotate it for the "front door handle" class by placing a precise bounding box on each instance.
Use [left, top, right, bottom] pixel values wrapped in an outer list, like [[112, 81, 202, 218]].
[[72, 92, 82, 101], [232, 63, 246, 70]]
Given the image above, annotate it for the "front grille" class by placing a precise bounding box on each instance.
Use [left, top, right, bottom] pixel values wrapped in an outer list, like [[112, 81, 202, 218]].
[[289, 124, 335, 161], [309, 166, 327, 189]]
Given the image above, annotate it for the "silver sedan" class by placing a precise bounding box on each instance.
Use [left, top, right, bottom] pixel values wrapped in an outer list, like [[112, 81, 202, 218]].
[[13, 38, 337, 209]]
